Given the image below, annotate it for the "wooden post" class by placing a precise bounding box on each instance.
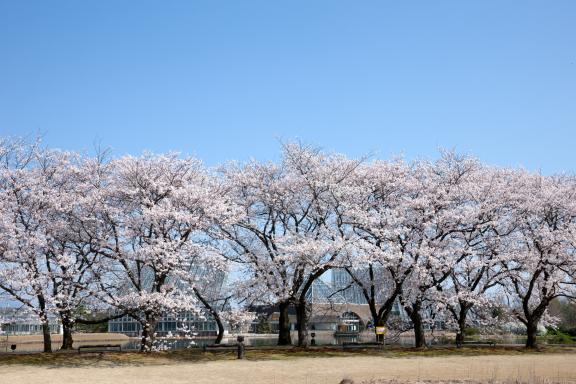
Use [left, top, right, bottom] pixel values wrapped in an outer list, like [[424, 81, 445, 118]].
[[237, 336, 245, 359]]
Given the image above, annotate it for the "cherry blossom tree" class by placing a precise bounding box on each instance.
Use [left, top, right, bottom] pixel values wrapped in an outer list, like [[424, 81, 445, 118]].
[[90, 153, 234, 351], [0, 143, 74, 352], [500, 172, 576, 348], [396, 153, 493, 348], [0, 143, 114, 351], [43, 152, 120, 350], [433, 167, 518, 344], [336, 159, 415, 334], [216, 144, 358, 346], [340, 153, 486, 347]]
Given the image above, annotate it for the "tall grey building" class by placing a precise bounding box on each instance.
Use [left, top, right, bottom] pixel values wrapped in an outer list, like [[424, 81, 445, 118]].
[[331, 268, 367, 304], [330, 268, 406, 320]]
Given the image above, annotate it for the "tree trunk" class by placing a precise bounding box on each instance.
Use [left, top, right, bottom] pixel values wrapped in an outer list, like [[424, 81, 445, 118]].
[[521, 297, 547, 349], [214, 313, 225, 344], [412, 313, 426, 348], [295, 298, 309, 347], [406, 300, 426, 348], [38, 295, 52, 353], [364, 279, 403, 343], [193, 288, 225, 344], [372, 306, 389, 343], [277, 301, 292, 346], [61, 321, 74, 350], [140, 314, 158, 352], [373, 296, 400, 342], [60, 311, 75, 350], [526, 319, 539, 349], [456, 305, 469, 345], [41, 319, 52, 353], [372, 308, 383, 343], [455, 329, 465, 345]]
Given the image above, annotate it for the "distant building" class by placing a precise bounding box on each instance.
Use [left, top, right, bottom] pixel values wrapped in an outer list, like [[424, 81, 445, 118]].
[[330, 268, 406, 321], [108, 311, 221, 337], [331, 269, 366, 304], [249, 270, 408, 336], [0, 308, 61, 335], [108, 264, 227, 337]]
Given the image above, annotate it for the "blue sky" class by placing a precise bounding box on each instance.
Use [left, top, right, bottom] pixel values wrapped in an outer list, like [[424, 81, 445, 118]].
[[0, 1, 574, 172]]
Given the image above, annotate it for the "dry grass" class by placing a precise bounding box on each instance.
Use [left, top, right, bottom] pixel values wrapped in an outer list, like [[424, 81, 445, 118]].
[[1, 352, 576, 384], [1, 345, 575, 367], [0, 332, 131, 353], [1, 333, 129, 344]]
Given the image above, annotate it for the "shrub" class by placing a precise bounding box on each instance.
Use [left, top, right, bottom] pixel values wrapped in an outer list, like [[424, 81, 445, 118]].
[[544, 328, 574, 344]]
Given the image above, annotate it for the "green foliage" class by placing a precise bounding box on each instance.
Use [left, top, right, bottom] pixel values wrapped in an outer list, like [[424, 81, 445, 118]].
[[254, 315, 271, 334], [74, 321, 108, 333], [559, 327, 576, 337], [549, 299, 576, 330], [72, 304, 109, 333], [464, 327, 480, 336], [544, 328, 575, 344], [491, 306, 506, 318]]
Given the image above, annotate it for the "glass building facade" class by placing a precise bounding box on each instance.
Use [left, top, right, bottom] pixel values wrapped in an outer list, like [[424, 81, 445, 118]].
[[108, 311, 219, 337], [331, 269, 367, 304], [0, 308, 61, 335], [108, 263, 226, 337]]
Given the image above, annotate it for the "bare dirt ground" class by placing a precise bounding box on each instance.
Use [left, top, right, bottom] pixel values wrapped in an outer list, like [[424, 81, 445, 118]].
[[1, 353, 575, 384]]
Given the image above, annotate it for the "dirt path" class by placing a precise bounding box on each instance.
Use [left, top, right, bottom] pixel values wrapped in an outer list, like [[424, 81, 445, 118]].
[[1, 354, 575, 384]]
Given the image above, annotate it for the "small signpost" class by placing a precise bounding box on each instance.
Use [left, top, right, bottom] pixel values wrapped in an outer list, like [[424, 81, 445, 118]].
[[375, 326, 386, 345]]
